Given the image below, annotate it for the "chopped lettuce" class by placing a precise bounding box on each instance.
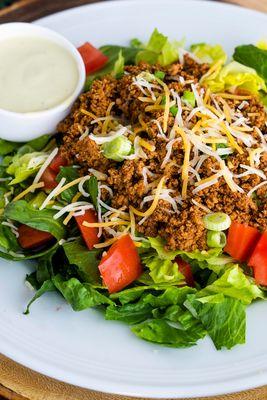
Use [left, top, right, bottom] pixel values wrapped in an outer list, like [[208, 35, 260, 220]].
[[7, 150, 48, 185], [112, 50, 125, 79], [4, 200, 66, 241], [233, 44, 267, 84], [198, 265, 264, 305], [24, 280, 55, 314], [52, 275, 113, 311], [203, 61, 267, 94], [135, 28, 179, 66], [56, 166, 80, 202], [142, 286, 196, 308], [257, 40, 267, 50], [106, 302, 153, 324], [132, 318, 206, 348], [185, 294, 246, 350], [190, 43, 227, 64], [62, 239, 101, 284], [141, 253, 184, 284], [0, 139, 20, 156]]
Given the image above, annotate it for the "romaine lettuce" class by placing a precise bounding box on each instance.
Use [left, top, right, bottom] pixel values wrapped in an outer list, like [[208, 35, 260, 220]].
[[191, 43, 227, 64]]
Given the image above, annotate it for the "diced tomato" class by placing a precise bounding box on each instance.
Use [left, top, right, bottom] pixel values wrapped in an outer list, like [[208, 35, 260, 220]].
[[18, 225, 54, 250], [224, 222, 261, 262], [248, 232, 267, 286], [98, 234, 142, 293], [77, 42, 108, 74], [49, 153, 68, 174], [175, 257, 195, 287], [41, 167, 58, 190], [75, 209, 100, 250]]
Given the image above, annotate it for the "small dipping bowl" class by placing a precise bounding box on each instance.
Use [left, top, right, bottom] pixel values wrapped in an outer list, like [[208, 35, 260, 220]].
[[0, 23, 86, 142]]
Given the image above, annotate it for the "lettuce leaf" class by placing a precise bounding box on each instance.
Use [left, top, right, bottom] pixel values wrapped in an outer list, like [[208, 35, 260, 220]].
[[141, 253, 184, 284], [52, 275, 113, 311], [110, 283, 181, 305], [0, 139, 20, 156], [112, 50, 125, 79], [233, 44, 267, 83], [24, 280, 55, 314], [204, 61, 266, 94], [7, 150, 48, 185], [56, 166, 80, 202], [140, 237, 229, 284], [185, 294, 246, 350], [62, 239, 101, 284], [4, 200, 66, 241], [142, 286, 196, 308], [135, 29, 179, 66], [105, 302, 153, 324], [132, 319, 206, 348], [190, 43, 227, 64], [198, 265, 264, 305]]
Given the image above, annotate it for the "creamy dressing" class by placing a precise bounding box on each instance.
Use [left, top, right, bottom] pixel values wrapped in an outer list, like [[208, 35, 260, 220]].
[[0, 36, 79, 113]]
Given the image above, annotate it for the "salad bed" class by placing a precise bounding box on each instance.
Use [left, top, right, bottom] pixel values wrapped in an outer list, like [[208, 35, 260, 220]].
[[0, 29, 266, 350]]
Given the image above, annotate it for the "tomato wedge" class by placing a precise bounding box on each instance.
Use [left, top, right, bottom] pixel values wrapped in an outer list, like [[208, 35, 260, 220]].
[[18, 225, 54, 250], [98, 234, 142, 293], [75, 209, 100, 250], [49, 153, 68, 174], [41, 167, 58, 190], [224, 222, 261, 262], [248, 232, 267, 286], [77, 42, 108, 74], [175, 257, 194, 287]]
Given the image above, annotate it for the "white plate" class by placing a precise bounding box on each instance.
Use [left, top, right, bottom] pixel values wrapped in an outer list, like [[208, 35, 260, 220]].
[[0, 1, 267, 398]]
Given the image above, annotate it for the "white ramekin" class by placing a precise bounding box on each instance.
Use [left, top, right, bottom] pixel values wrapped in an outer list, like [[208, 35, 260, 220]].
[[0, 23, 86, 142]]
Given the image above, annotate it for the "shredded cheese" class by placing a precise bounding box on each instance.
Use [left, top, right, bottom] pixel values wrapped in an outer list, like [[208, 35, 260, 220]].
[[82, 220, 128, 228], [215, 93, 252, 100], [249, 148, 265, 167], [13, 182, 44, 202], [219, 122, 244, 154], [191, 199, 211, 213], [33, 147, 58, 184], [247, 180, 267, 197], [155, 77, 170, 133], [138, 138, 156, 152], [130, 176, 165, 217], [78, 175, 91, 197], [94, 236, 120, 249], [88, 168, 107, 180], [89, 125, 128, 145], [80, 109, 101, 123]]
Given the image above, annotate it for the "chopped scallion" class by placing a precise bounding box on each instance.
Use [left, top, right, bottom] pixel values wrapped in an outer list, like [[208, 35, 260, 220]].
[[207, 230, 226, 248], [181, 91, 196, 108], [155, 70, 165, 80], [170, 106, 178, 116], [102, 136, 132, 162], [203, 212, 231, 231]]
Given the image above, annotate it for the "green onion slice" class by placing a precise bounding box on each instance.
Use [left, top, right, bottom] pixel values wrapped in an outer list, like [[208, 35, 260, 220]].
[[170, 106, 178, 116], [181, 91, 196, 108], [207, 230, 226, 248], [155, 70, 165, 80], [102, 136, 132, 162], [203, 212, 231, 231]]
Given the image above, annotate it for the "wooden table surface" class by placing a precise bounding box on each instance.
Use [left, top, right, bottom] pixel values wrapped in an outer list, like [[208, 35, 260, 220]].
[[0, 0, 267, 399]]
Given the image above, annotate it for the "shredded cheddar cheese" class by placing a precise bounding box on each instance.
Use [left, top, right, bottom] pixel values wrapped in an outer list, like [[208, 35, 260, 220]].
[[13, 182, 44, 202], [130, 176, 165, 217]]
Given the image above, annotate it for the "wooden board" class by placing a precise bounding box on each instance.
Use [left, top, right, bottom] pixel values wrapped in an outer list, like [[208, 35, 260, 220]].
[[0, 0, 266, 399], [0, 0, 107, 23]]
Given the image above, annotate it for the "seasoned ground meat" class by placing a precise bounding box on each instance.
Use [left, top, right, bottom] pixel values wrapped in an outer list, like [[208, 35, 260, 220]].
[[58, 55, 267, 251]]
